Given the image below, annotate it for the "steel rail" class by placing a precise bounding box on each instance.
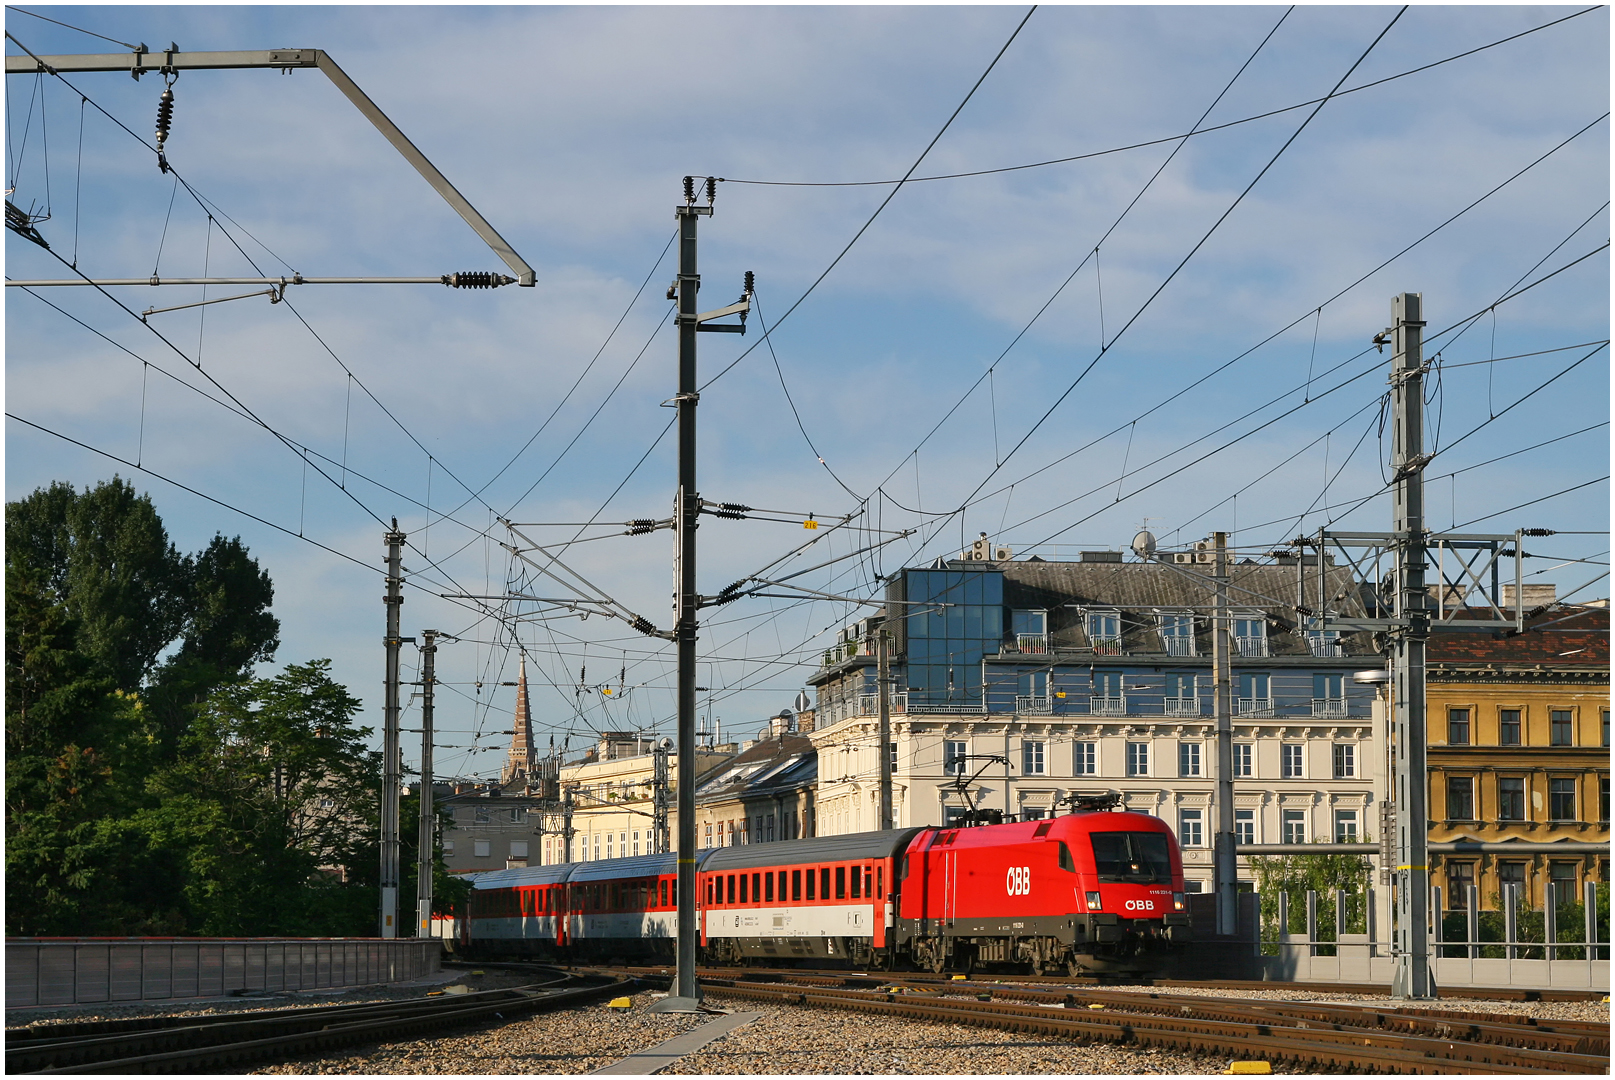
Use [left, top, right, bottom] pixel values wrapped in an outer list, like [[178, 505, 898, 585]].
[[8, 975, 630, 1074], [698, 977, 1604, 1074]]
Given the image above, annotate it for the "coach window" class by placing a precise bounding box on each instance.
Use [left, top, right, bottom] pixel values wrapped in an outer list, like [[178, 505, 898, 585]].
[[752, 872, 761, 902], [851, 865, 861, 899], [740, 874, 749, 903], [820, 867, 831, 899], [876, 866, 884, 898], [792, 869, 802, 900], [765, 873, 774, 902], [836, 866, 847, 899], [727, 874, 736, 904], [806, 868, 817, 900], [779, 871, 788, 900], [864, 867, 873, 897]]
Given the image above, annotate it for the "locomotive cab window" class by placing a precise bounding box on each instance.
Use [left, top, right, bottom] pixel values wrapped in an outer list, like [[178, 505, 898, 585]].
[[836, 866, 847, 899], [1090, 831, 1172, 884], [1058, 842, 1076, 872]]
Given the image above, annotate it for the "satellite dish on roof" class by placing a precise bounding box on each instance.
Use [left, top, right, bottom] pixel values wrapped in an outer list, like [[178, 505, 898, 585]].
[[1131, 530, 1158, 561], [793, 691, 812, 713]]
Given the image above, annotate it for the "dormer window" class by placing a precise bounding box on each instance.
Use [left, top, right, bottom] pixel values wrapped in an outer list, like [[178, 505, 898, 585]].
[[1012, 609, 1048, 654], [1156, 611, 1196, 656], [1086, 609, 1122, 656], [1232, 612, 1267, 657]]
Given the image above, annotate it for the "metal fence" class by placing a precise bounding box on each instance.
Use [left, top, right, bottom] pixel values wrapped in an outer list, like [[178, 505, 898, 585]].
[[6, 937, 442, 1008]]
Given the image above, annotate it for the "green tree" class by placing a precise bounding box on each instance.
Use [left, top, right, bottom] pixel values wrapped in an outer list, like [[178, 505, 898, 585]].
[[6, 477, 188, 691], [145, 661, 380, 935], [1248, 846, 1373, 952]]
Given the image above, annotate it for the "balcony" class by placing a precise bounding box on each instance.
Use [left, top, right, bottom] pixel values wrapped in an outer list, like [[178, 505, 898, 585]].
[[1161, 636, 1196, 657], [1090, 636, 1123, 656], [909, 700, 986, 715], [1015, 633, 1048, 654], [1090, 695, 1127, 717], [1311, 697, 1348, 718], [1016, 694, 1054, 715], [1164, 695, 1202, 717], [1234, 635, 1268, 658], [1235, 696, 1275, 718], [1307, 634, 1343, 658], [819, 638, 875, 670]]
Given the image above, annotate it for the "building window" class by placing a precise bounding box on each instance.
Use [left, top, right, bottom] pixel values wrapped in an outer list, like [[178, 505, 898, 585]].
[[1498, 777, 1526, 821], [1313, 673, 1346, 717], [1233, 614, 1267, 657], [1073, 741, 1097, 775], [1447, 776, 1475, 821], [474, 840, 491, 858], [1499, 709, 1522, 746], [1238, 672, 1273, 717], [1013, 609, 1048, 653], [1165, 671, 1198, 715], [1333, 743, 1355, 778], [1549, 860, 1579, 898], [443, 839, 456, 855], [1550, 710, 1574, 746], [889, 742, 898, 770], [1603, 710, 1610, 747], [1235, 809, 1255, 845], [1601, 776, 1610, 823], [1498, 860, 1526, 892], [942, 806, 969, 826], [1158, 612, 1196, 656], [1179, 809, 1204, 847], [944, 740, 968, 775], [1022, 740, 1046, 775], [1282, 809, 1306, 844], [1448, 862, 1475, 908], [474, 806, 490, 824], [1447, 708, 1470, 745], [510, 840, 528, 859], [1086, 610, 1122, 654], [1334, 810, 1359, 842], [704, 822, 712, 849], [1125, 741, 1149, 776], [1091, 670, 1126, 715], [1281, 743, 1303, 779], [1234, 743, 1253, 777], [1178, 742, 1201, 777], [1549, 778, 1577, 821]]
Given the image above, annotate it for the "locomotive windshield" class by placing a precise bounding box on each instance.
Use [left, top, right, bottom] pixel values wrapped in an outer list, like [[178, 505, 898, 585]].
[[1089, 832, 1173, 884]]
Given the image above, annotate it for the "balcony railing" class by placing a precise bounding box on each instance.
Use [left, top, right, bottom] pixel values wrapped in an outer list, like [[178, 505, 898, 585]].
[[817, 693, 908, 726], [1235, 696, 1275, 717], [1307, 634, 1343, 657], [1164, 695, 1201, 717], [1090, 695, 1127, 717], [820, 638, 876, 669], [1311, 697, 1348, 718], [1235, 635, 1268, 657], [1161, 636, 1196, 657], [1016, 694, 1054, 715], [1015, 633, 1049, 654], [908, 700, 987, 715], [1091, 636, 1123, 656]]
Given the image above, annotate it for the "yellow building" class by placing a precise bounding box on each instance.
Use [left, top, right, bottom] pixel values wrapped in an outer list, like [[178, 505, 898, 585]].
[[1427, 604, 1609, 910]]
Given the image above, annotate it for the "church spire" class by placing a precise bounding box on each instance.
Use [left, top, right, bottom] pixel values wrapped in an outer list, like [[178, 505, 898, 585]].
[[503, 656, 534, 786]]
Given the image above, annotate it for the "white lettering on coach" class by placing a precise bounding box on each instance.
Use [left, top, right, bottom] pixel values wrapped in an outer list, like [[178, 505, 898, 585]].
[[1005, 866, 1031, 896]]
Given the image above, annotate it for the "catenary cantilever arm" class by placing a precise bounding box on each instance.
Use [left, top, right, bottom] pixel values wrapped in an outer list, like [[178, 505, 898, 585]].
[[4, 46, 536, 286]]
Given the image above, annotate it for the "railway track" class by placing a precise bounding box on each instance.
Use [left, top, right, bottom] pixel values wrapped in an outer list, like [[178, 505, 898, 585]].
[[584, 964, 1607, 1074], [6, 969, 633, 1074]]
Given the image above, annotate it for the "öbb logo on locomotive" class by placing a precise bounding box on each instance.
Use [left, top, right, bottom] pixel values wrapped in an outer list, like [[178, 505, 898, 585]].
[[463, 808, 1191, 975]]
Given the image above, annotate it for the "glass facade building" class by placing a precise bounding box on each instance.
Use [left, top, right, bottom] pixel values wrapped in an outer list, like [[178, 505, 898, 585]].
[[899, 567, 1003, 709]]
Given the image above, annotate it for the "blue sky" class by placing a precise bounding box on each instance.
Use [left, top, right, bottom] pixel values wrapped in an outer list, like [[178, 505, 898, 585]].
[[6, 5, 1608, 780]]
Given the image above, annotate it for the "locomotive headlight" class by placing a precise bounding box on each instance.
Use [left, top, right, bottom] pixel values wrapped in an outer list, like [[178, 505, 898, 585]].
[[1172, 892, 1185, 911], [1085, 891, 1101, 911]]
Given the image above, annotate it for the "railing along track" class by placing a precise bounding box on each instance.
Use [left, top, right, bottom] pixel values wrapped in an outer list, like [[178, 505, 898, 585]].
[[6, 971, 628, 1074]]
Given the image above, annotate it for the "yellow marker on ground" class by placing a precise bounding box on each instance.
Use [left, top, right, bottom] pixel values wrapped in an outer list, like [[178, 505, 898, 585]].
[[1226, 1062, 1271, 1075], [607, 997, 634, 1009], [1087, 1003, 1104, 1010], [952, 974, 967, 981]]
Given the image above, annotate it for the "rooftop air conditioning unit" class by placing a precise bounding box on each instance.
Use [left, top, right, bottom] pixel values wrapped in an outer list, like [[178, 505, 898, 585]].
[[994, 546, 1013, 561]]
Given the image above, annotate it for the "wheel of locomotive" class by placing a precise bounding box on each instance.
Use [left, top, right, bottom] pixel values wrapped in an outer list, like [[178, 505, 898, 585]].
[[1067, 956, 1087, 978]]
